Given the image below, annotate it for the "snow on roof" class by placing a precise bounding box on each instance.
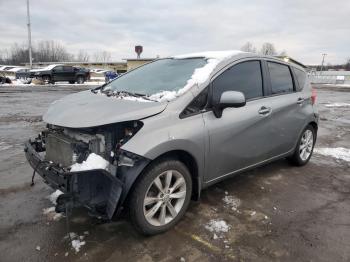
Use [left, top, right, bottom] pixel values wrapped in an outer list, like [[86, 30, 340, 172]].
[[173, 50, 245, 60], [8, 67, 28, 72], [30, 64, 63, 72]]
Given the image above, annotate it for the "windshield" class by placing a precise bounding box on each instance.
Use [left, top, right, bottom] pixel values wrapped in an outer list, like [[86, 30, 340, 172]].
[[102, 58, 207, 96]]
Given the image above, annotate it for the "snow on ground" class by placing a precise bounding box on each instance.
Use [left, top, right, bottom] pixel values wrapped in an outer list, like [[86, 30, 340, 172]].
[[48, 189, 63, 205], [205, 219, 231, 235], [222, 194, 241, 211], [43, 206, 64, 221], [314, 147, 350, 162], [70, 153, 109, 172], [64, 232, 87, 253], [44, 190, 64, 221], [325, 102, 350, 108]]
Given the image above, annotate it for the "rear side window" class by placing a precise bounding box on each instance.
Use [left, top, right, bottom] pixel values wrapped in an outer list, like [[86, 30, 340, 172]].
[[212, 60, 263, 104], [294, 68, 307, 90], [267, 62, 294, 94]]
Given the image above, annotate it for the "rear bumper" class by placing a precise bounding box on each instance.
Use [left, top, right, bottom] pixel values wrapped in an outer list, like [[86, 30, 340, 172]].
[[24, 140, 123, 219]]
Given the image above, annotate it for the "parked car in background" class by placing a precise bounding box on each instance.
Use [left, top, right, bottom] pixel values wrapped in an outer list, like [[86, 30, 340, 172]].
[[15, 68, 32, 80], [25, 51, 318, 235], [30, 64, 90, 84], [104, 71, 118, 82], [0, 73, 12, 84]]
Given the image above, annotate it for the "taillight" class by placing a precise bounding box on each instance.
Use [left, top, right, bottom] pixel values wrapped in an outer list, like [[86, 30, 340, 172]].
[[311, 88, 317, 105]]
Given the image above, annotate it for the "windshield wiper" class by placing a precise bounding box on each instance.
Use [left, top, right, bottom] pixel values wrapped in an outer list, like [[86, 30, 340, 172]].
[[100, 89, 157, 101]]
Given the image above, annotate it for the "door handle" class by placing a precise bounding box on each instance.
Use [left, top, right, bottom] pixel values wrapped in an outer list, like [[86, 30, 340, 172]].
[[258, 106, 271, 115], [297, 98, 305, 104]]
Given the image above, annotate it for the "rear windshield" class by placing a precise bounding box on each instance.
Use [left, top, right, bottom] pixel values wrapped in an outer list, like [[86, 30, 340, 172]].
[[102, 58, 207, 96]]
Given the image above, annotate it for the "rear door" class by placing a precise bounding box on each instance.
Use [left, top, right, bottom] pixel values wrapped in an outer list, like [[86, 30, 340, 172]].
[[265, 61, 306, 155], [62, 66, 75, 81], [203, 59, 275, 183], [52, 66, 64, 81]]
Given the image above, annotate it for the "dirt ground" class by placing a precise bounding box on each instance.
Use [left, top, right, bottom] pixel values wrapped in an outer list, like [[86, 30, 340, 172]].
[[0, 84, 349, 262]]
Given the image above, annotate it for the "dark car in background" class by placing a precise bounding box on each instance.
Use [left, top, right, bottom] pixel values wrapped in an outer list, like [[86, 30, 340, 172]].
[[30, 64, 90, 84]]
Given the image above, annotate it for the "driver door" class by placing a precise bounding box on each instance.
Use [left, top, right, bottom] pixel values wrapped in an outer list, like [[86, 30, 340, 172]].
[[203, 60, 274, 183]]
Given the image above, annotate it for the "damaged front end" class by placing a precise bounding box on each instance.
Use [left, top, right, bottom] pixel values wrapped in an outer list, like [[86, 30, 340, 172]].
[[24, 121, 150, 220]]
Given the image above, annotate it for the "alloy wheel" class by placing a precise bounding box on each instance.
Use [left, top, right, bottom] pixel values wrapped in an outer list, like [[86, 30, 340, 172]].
[[143, 170, 186, 226], [299, 129, 314, 161]]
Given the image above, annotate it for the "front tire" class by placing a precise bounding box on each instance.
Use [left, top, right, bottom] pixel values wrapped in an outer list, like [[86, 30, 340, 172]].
[[129, 159, 192, 235], [288, 125, 316, 166], [42, 75, 52, 84]]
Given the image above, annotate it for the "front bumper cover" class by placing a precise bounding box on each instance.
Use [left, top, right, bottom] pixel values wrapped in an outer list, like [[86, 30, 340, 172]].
[[24, 139, 149, 219]]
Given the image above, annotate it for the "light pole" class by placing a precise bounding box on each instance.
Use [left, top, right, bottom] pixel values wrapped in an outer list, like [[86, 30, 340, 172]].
[[26, 0, 33, 68], [320, 53, 327, 75]]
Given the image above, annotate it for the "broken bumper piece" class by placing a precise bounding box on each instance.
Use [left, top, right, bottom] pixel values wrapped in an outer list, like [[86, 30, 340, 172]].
[[24, 140, 125, 220]]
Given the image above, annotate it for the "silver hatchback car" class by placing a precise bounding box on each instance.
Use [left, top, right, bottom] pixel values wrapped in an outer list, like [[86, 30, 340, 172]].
[[25, 51, 318, 235]]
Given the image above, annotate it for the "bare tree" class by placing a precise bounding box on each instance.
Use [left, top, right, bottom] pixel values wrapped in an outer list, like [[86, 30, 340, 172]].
[[240, 42, 257, 53], [35, 40, 73, 62], [76, 50, 89, 62], [260, 42, 277, 56], [93, 51, 111, 62]]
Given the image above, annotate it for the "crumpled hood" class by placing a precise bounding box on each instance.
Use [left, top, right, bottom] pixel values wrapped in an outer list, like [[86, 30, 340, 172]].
[[43, 90, 167, 128]]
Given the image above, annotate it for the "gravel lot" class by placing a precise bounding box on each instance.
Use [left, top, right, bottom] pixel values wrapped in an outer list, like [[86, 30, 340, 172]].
[[0, 84, 349, 262]]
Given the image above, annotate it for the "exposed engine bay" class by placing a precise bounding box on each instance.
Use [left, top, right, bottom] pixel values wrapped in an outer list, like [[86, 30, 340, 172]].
[[25, 121, 150, 219]]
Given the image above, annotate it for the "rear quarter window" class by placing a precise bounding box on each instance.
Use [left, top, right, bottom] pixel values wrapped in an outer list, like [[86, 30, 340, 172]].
[[267, 62, 294, 95], [294, 68, 307, 91]]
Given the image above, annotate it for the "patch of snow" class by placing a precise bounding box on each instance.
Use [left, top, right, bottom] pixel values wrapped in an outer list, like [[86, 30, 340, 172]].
[[48, 190, 63, 205], [43, 206, 64, 221], [251, 211, 256, 216], [325, 102, 350, 108], [173, 50, 244, 60], [151, 51, 244, 102], [120, 95, 153, 103], [205, 219, 231, 234], [70, 153, 109, 172], [103, 50, 245, 103], [30, 64, 62, 72], [36, 246, 41, 251], [314, 147, 350, 162], [71, 239, 86, 253], [65, 252, 69, 257], [222, 195, 241, 211]]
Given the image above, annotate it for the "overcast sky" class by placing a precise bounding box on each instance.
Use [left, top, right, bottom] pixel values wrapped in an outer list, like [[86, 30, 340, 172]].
[[0, 0, 349, 64]]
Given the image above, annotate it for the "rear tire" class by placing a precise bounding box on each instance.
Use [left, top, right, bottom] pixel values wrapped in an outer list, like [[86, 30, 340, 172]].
[[129, 159, 192, 235], [69, 80, 75, 84], [76, 76, 85, 84], [288, 125, 316, 166]]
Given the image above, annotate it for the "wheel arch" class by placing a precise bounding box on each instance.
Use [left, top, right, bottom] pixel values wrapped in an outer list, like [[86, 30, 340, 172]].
[[122, 149, 201, 214]]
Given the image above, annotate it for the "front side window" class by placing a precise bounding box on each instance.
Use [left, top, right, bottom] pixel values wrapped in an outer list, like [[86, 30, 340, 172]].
[[294, 68, 307, 90], [102, 58, 207, 96], [54, 66, 63, 71], [268, 62, 294, 94], [212, 60, 263, 104]]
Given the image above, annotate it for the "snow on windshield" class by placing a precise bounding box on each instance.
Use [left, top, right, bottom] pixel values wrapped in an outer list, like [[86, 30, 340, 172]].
[[98, 50, 245, 103], [150, 51, 244, 102]]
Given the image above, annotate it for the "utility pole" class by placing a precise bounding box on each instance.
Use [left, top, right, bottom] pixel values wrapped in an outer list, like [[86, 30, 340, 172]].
[[26, 0, 33, 68], [320, 53, 327, 74]]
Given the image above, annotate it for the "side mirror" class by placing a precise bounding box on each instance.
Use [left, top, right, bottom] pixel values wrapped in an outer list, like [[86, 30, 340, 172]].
[[213, 91, 246, 118]]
